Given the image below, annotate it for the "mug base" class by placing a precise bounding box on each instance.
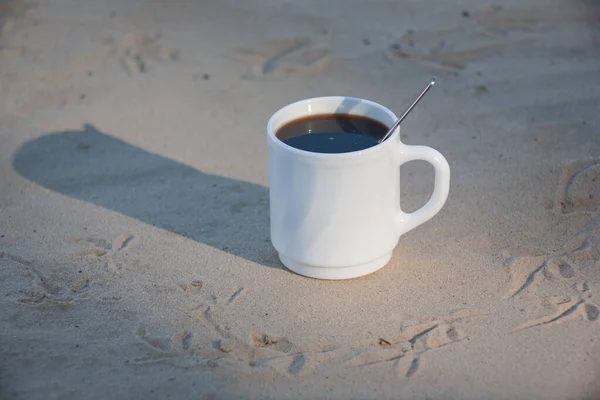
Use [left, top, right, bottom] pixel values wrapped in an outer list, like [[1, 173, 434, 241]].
[[278, 252, 393, 280]]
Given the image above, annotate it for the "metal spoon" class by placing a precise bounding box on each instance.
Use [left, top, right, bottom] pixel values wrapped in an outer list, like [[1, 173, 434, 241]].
[[378, 77, 436, 143]]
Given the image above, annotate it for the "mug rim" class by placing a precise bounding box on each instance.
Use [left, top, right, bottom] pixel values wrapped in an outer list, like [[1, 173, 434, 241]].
[[267, 96, 400, 159]]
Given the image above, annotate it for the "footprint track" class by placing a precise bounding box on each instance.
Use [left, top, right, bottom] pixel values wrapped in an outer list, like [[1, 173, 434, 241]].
[[503, 231, 592, 300], [70, 233, 138, 274], [133, 327, 207, 366], [348, 312, 481, 378], [503, 212, 600, 331], [102, 32, 180, 76], [503, 256, 547, 299], [71, 233, 137, 256], [504, 230, 600, 331], [384, 5, 594, 74], [473, 5, 600, 36], [257, 349, 339, 378], [1, 251, 87, 305], [0, 250, 32, 267], [232, 37, 331, 80], [390, 39, 527, 71], [184, 287, 246, 338], [142, 286, 487, 380], [257, 311, 484, 379], [384, 22, 532, 73], [512, 282, 599, 332], [556, 159, 600, 214]]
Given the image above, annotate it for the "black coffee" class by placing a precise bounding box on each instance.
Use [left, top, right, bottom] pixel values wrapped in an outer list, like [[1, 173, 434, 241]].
[[276, 114, 388, 154]]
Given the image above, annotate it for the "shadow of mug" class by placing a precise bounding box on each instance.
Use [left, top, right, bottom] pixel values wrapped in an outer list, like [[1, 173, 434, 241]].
[[13, 124, 281, 269]]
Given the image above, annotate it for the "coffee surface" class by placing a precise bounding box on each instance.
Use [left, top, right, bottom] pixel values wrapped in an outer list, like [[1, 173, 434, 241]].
[[276, 114, 388, 154]]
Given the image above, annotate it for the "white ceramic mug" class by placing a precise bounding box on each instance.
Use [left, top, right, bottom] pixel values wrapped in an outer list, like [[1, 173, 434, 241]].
[[267, 96, 450, 280]]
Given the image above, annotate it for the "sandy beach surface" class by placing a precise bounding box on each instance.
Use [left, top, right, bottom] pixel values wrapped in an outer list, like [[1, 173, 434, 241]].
[[1, 0, 600, 398]]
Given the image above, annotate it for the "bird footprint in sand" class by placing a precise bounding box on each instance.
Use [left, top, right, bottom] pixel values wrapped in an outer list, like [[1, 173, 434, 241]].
[[102, 32, 180, 75], [503, 162, 600, 330], [133, 327, 202, 365], [556, 159, 600, 214], [504, 232, 598, 330], [348, 310, 487, 379], [70, 233, 138, 274], [232, 37, 332, 80], [141, 286, 488, 380], [183, 288, 339, 377], [386, 21, 531, 74], [183, 287, 245, 336], [385, 4, 595, 74], [502, 229, 596, 300], [512, 282, 598, 332], [1, 251, 88, 305], [504, 159, 600, 302]]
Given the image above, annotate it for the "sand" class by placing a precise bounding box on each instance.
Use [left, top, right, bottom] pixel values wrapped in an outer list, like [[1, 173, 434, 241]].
[[1, 0, 600, 398]]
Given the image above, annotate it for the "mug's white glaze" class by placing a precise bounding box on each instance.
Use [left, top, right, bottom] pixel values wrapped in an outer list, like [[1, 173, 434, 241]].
[[267, 97, 450, 280]]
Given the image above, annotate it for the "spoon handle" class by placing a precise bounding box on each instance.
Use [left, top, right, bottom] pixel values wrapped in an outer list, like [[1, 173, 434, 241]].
[[378, 77, 436, 143]]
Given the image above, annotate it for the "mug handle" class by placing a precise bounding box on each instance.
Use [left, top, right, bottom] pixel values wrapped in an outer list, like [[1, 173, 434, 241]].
[[394, 144, 450, 236]]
